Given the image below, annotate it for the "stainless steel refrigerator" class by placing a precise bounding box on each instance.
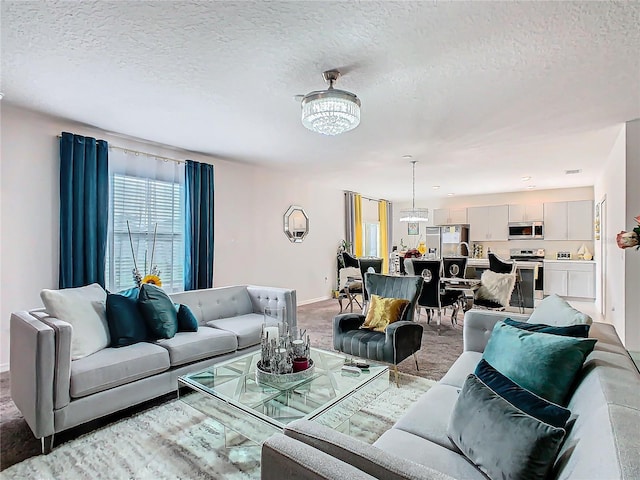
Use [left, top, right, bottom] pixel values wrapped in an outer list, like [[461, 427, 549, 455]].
[[424, 225, 469, 258]]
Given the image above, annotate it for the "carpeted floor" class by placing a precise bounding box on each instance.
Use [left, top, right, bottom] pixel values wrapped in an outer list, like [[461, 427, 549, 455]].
[[0, 299, 461, 472]]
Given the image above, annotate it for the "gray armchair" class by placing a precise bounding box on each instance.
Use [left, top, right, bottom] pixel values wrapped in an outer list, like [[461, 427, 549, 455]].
[[333, 273, 424, 385]]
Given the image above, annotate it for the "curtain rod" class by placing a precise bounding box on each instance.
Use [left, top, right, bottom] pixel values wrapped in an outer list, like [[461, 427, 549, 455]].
[[56, 135, 186, 165], [344, 191, 389, 203]]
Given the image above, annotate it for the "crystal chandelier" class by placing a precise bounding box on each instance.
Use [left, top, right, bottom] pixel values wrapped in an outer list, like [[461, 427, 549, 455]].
[[399, 159, 429, 222], [301, 70, 361, 136]]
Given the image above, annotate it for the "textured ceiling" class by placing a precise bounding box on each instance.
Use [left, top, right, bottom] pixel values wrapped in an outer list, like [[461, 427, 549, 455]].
[[2, 1, 639, 202]]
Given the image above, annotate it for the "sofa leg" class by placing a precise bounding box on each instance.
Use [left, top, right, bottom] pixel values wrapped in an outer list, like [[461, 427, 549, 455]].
[[41, 434, 54, 454], [413, 353, 419, 371], [393, 365, 399, 387]]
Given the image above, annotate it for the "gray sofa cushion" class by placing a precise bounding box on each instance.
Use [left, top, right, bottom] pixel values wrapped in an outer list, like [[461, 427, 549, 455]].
[[154, 326, 238, 367], [207, 313, 267, 349], [284, 420, 456, 480], [392, 384, 460, 452], [438, 351, 482, 387], [373, 429, 486, 480], [70, 342, 170, 398]]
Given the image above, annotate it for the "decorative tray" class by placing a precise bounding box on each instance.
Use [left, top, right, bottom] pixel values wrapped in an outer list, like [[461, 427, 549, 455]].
[[255, 359, 315, 386]]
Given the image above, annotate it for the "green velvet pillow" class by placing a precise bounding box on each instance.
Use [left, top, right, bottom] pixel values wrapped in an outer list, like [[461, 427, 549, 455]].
[[138, 284, 178, 339], [105, 290, 148, 347], [482, 321, 597, 405], [177, 304, 198, 332], [448, 374, 566, 480]]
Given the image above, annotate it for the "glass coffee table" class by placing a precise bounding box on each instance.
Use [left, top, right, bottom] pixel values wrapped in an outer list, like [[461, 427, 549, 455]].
[[178, 348, 389, 447]]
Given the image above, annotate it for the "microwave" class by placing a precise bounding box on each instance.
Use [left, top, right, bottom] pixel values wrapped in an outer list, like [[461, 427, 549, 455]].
[[508, 222, 544, 240]]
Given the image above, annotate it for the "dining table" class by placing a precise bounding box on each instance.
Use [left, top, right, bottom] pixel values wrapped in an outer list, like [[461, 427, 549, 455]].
[[440, 277, 481, 312]]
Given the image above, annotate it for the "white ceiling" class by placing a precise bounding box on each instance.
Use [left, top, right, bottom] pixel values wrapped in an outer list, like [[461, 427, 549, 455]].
[[2, 1, 639, 202]]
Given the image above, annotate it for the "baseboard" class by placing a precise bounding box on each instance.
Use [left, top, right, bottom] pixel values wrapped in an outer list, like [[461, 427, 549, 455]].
[[298, 296, 332, 306], [0, 363, 9, 373]]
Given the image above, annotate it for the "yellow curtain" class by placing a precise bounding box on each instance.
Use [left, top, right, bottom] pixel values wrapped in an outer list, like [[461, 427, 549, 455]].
[[354, 194, 363, 257], [378, 200, 389, 273]]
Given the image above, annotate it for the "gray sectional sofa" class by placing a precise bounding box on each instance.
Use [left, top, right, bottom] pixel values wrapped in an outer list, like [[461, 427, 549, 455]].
[[261, 309, 640, 480], [10, 284, 296, 452]]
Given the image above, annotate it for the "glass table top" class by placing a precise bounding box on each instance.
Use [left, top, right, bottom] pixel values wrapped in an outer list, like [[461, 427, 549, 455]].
[[178, 348, 389, 443]]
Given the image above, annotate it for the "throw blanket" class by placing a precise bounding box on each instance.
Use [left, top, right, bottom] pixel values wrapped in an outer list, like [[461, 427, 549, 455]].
[[475, 270, 516, 307]]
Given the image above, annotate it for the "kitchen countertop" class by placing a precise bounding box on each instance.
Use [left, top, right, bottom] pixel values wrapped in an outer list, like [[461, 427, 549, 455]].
[[543, 259, 596, 264], [467, 258, 541, 269]]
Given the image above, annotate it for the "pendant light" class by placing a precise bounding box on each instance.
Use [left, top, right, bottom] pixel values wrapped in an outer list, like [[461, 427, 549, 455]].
[[399, 159, 429, 222]]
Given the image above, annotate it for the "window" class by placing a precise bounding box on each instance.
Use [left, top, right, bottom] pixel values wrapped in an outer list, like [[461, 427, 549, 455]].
[[106, 150, 185, 293], [364, 222, 380, 257]]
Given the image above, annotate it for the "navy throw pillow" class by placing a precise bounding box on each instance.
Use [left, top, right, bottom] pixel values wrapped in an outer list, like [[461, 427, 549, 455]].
[[138, 284, 178, 339], [504, 317, 590, 338], [105, 291, 148, 347], [177, 304, 198, 332], [475, 359, 571, 428]]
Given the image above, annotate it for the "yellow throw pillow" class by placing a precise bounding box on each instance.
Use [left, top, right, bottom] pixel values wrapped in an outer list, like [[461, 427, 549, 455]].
[[361, 295, 410, 332]]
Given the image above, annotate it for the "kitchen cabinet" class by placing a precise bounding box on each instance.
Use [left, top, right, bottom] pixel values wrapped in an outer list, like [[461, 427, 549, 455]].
[[508, 203, 544, 222], [543, 261, 595, 299], [434, 207, 467, 225], [468, 205, 509, 241], [543, 200, 593, 240]]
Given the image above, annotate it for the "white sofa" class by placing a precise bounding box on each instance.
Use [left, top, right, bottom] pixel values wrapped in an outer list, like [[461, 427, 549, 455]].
[[261, 309, 640, 479], [10, 284, 296, 453]]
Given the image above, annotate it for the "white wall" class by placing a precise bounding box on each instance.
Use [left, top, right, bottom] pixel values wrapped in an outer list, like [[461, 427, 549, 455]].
[[392, 187, 594, 259], [624, 119, 640, 351], [594, 123, 632, 347], [0, 104, 344, 370]]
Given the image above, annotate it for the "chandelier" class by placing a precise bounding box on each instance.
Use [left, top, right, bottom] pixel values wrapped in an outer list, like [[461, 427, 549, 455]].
[[301, 70, 361, 136], [399, 159, 429, 222]]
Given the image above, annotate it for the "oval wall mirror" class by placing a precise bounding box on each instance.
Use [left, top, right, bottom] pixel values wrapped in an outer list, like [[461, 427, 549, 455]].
[[283, 205, 309, 243]]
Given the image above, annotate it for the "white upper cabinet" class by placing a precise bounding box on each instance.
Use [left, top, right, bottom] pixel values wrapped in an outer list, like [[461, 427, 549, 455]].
[[567, 200, 594, 240], [543, 202, 568, 240], [508, 203, 544, 222], [468, 205, 509, 241], [434, 208, 467, 225], [544, 200, 593, 240]]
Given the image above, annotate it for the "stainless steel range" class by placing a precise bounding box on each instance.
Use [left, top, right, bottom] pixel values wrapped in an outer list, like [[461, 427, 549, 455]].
[[510, 248, 545, 298], [510, 248, 545, 262]]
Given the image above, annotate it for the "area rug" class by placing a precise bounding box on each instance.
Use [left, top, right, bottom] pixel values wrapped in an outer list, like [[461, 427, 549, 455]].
[[1, 374, 434, 479]]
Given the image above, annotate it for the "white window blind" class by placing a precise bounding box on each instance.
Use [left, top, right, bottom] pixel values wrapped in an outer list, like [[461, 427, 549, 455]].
[[106, 149, 185, 293]]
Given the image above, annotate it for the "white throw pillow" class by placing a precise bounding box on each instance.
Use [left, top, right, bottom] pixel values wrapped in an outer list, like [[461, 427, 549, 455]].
[[40, 283, 110, 359], [527, 293, 592, 326], [476, 270, 516, 307]]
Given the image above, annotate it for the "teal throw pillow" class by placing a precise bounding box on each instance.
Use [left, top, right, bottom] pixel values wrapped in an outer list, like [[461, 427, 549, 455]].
[[448, 374, 566, 480], [105, 291, 147, 347], [482, 321, 597, 405], [504, 317, 590, 338], [475, 359, 571, 428], [138, 284, 178, 339], [177, 304, 198, 332]]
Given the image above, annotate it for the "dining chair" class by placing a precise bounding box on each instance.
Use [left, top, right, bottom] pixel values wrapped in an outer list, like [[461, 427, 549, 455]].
[[358, 257, 383, 312], [473, 253, 521, 312], [488, 252, 524, 313], [410, 259, 462, 331], [442, 256, 468, 279]]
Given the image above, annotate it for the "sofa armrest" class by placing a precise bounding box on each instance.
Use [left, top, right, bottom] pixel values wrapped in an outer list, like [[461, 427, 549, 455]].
[[247, 286, 297, 330], [333, 314, 365, 351], [261, 433, 376, 480], [463, 310, 530, 352], [10, 311, 56, 439], [34, 313, 73, 409], [283, 420, 455, 480]]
